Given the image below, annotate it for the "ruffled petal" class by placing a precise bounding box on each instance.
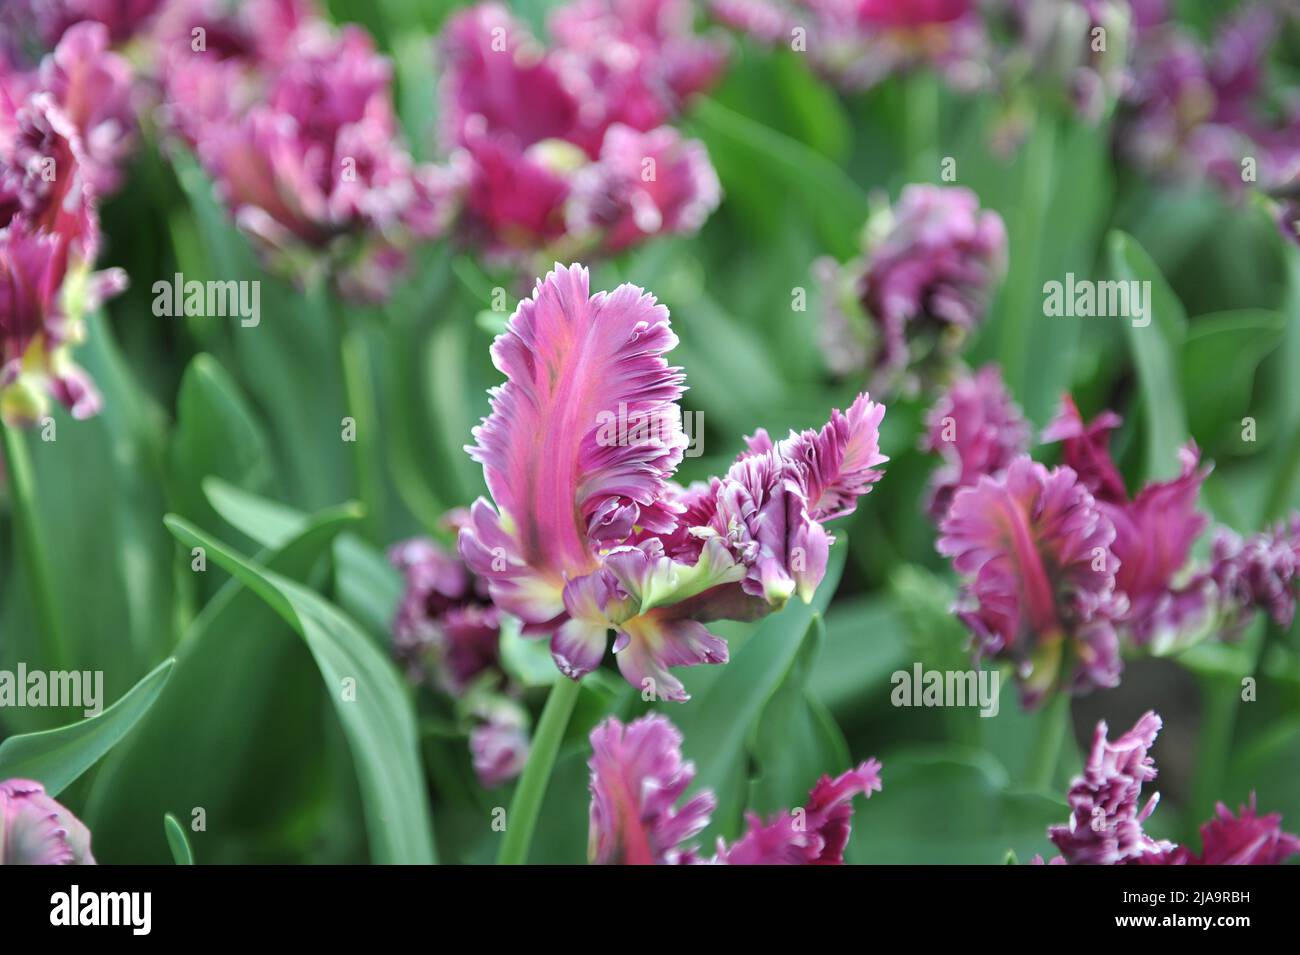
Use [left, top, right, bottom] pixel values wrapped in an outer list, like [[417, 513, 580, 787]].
[[715, 759, 882, 865], [462, 263, 686, 622], [587, 714, 715, 864], [0, 778, 96, 865], [613, 614, 728, 702], [1048, 712, 1173, 865], [938, 456, 1121, 704]]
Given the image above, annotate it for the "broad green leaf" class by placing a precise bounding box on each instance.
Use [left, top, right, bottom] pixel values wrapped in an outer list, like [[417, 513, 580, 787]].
[[810, 595, 910, 715], [1181, 309, 1285, 446], [164, 516, 436, 864], [164, 813, 195, 865], [204, 477, 312, 551], [748, 615, 852, 815], [1265, 246, 1300, 519], [1226, 715, 1300, 834], [170, 355, 275, 559], [675, 540, 847, 842], [499, 615, 560, 688], [846, 747, 1066, 864], [170, 145, 351, 511], [0, 659, 175, 796], [0, 312, 177, 724], [333, 533, 402, 645], [1110, 230, 1190, 481], [85, 504, 365, 863]]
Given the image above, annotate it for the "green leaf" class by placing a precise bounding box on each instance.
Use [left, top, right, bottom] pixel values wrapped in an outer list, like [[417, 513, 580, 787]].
[[1, 312, 178, 725], [1264, 246, 1300, 519], [675, 540, 847, 842], [1227, 714, 1300, 831], [170, 355, 274, 520], [164, 813, 195, 865], [333, 533, 402, 645], [1181, 309, 1284, 445], [498, 615, 560, 689], [203, 476, 316, 551], [1109, 230, 1190, 480], [810, 595, 910, 715], [85, 503, 365, 863], [747, 615, 852, 815], [686, 96, 869, 260], [0, 659, 175, 796], [846, 747, 1066, 864], [163, 516, 436, 864]]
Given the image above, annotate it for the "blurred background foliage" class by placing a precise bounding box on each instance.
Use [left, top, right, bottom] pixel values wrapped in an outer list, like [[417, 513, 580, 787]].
[[1, 0, 1299, 864]]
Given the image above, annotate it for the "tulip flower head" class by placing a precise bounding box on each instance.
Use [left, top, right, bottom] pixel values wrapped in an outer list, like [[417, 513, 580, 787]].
[[587, 714, 881, 864], [820, 185, 1006, 396], [439, 3, 724, 263], [0, 778, 96, 865], [921, 364, 1031, 520], [711, 0, 988, 92], [1119, 5, 1300, 196], [937, 455, 1121, 705], [1208, 516, 1300, 640], [1043, 712, 1300, 866], [460, 264, 886, 701], [1, 61, 125, 425], [158, 0, 456, 300], [389, 521, 533, 788], [9, 0, 166, 47]]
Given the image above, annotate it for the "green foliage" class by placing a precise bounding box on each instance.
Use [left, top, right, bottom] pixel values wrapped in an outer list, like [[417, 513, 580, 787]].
[[3, 0, 1296, 867]]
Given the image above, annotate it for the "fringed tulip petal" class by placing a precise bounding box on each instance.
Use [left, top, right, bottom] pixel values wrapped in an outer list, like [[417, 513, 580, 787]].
[[938, 456, 1121, 705], [922, 364, 1030, 520], [716, 760, 883, 865], [462, 263, 686, 618], [0, 778, 95, 865], [587, 715, 715, 864], [1048, 712, 1173, 865]]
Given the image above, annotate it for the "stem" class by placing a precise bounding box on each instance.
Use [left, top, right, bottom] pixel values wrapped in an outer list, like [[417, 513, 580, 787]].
[[1189, 673, 1239, 831], [339, 327, 382, 542], [324, 289, 382, 542], [497, 676, 582, 865], [1188, 624, 1271, 835], [383, 322, 447, 536], [904, 71, 940, 182], [1025, 691, 1070, 792], [1, 424, 68, 671]]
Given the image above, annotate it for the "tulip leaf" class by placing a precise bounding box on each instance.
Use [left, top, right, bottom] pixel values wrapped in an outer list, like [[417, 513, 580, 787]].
[[0, 658, 175, 797], [163, 516, 436, 864], [164, 813, 195, 865], [675, 540, 847, 843], [687, 96, 868, 260], [333, 533, 403, 646], [85, 503, 365, 863], [170, 355, 275, 529], [1109, 230, 1190, 481], [747, 615, 853, 816], [204, 477, 313, 551], [1181, 309, 1285, 445], [845, 747, 1066, 864]]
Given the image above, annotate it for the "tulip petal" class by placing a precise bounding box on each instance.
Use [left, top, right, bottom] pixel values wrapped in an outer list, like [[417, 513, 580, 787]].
[[463, 263, 686, 622]]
